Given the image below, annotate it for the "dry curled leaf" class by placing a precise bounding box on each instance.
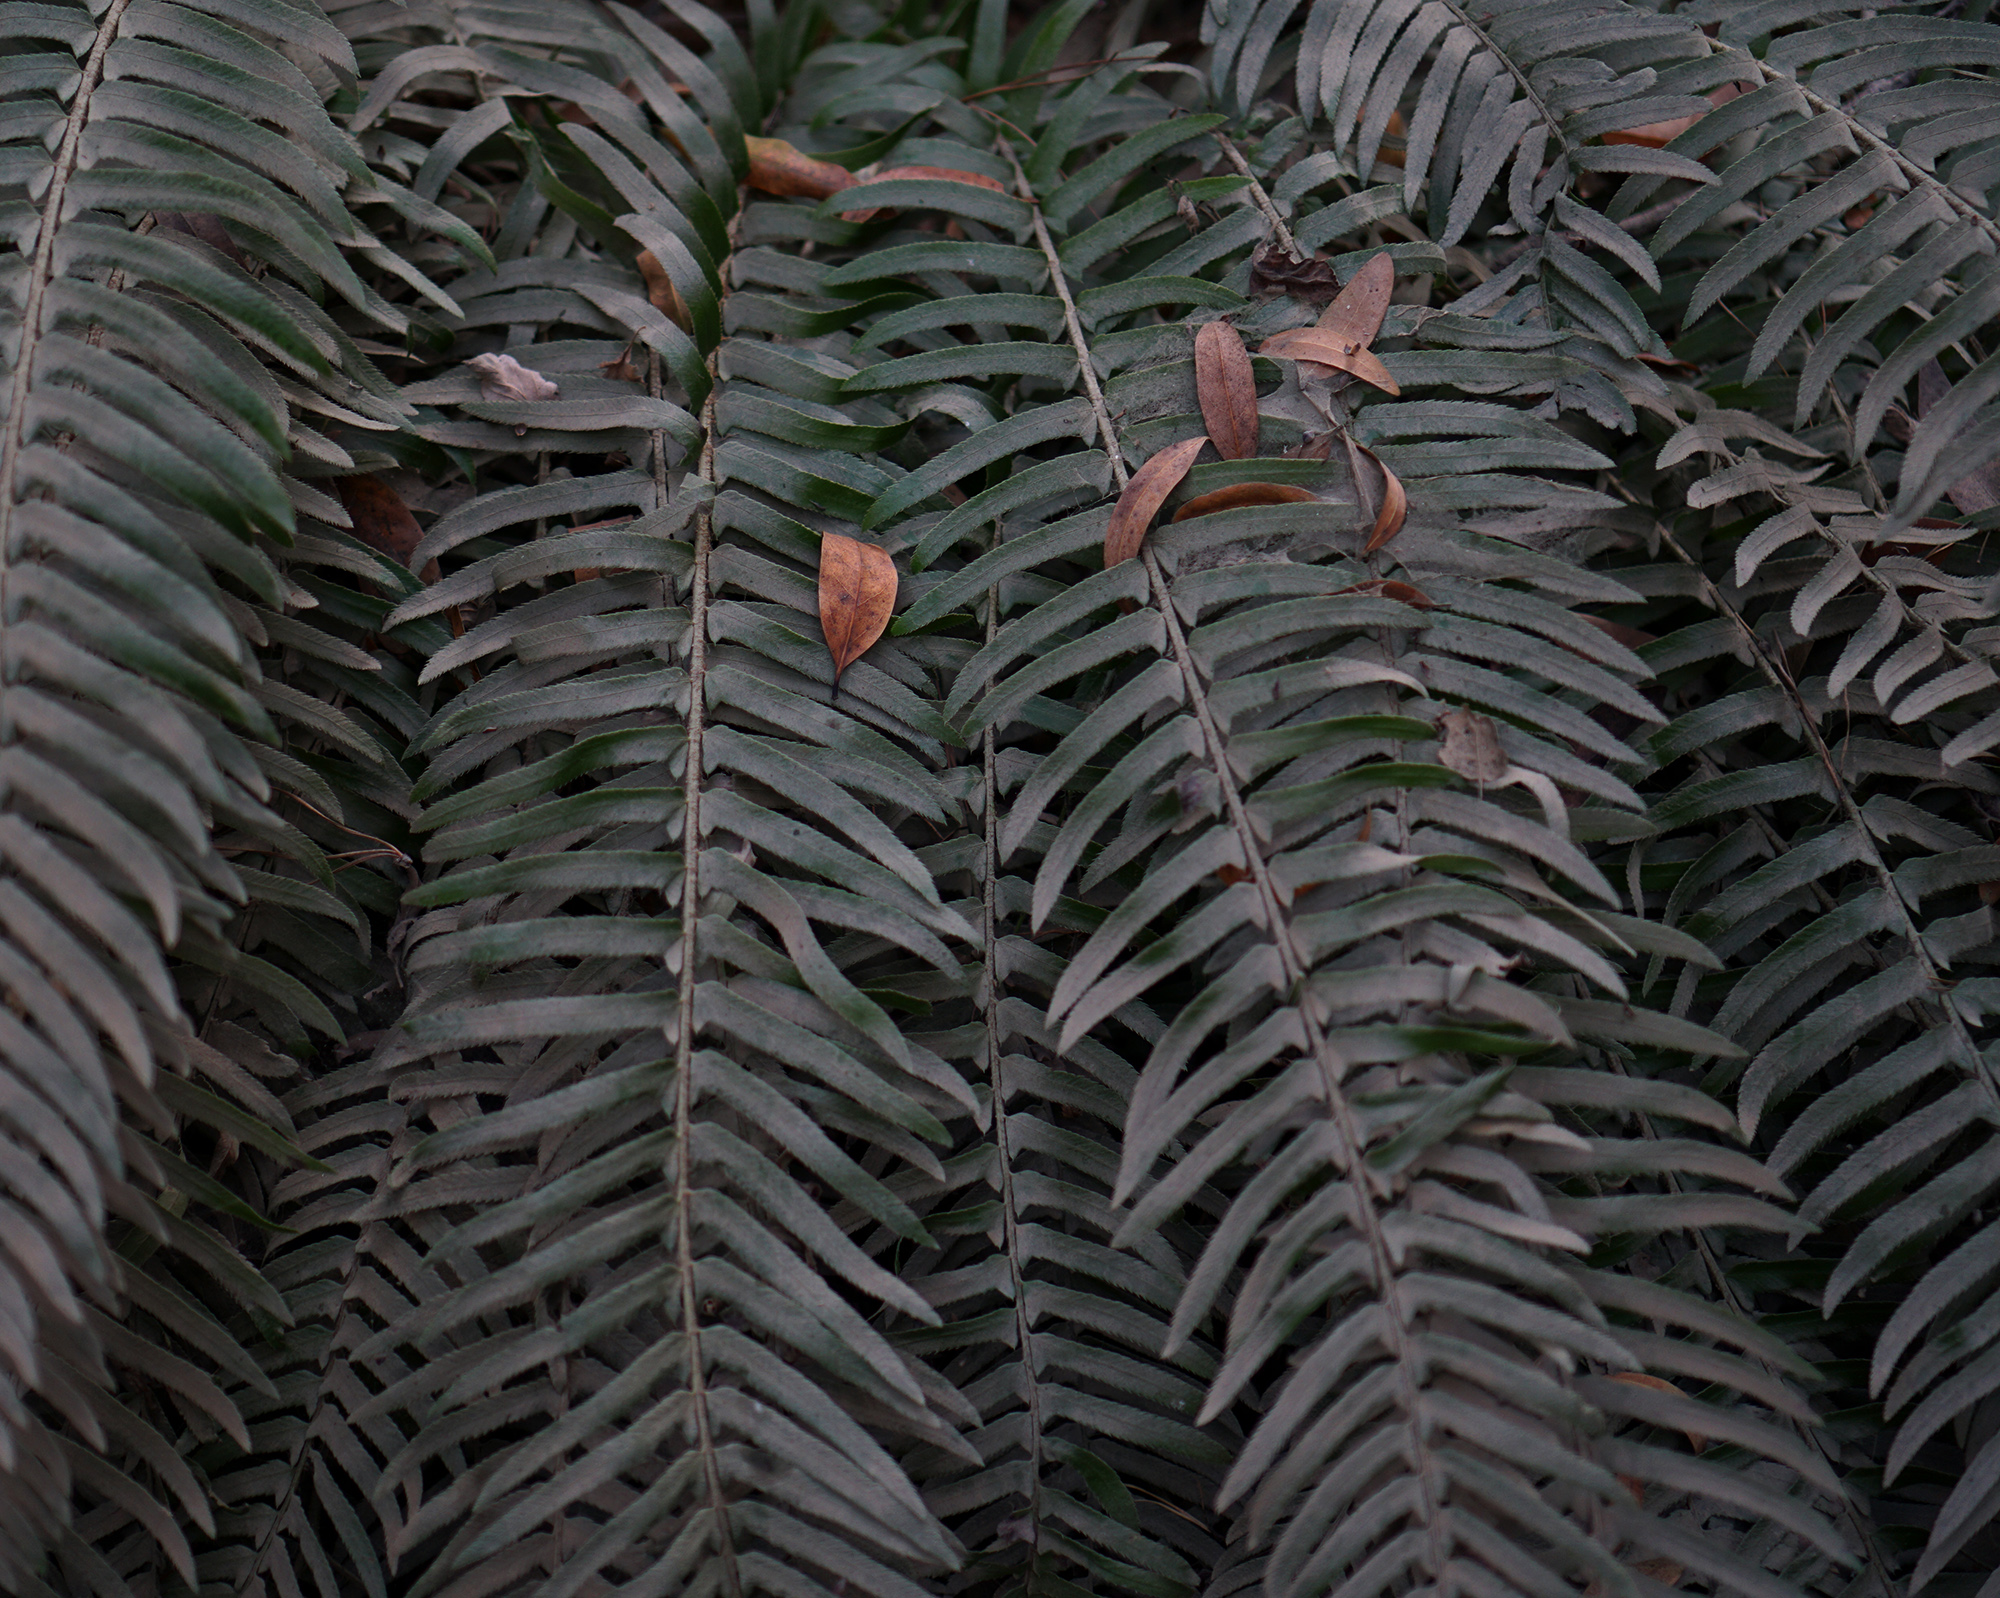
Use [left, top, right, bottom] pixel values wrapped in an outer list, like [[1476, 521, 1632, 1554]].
[[839, 164, 1008, 223], [1602, 82, 1743, 150], [636, 250, 693, 334], [1194, 321, 1260, 461], [335, 475, 436, 579], [1106, 436, 1208, 568], [745, 136, 856, 200], [1351, 442, 1407, 553], [1436, 709, 1508, 785], [466, 352, 559, 402], [1609, 1371, 1708, 1451], [1172, 483, 1317, 523], [819, 533, 898, 684], [1336, 578, 1434, 609], [1260, 328, 1402, 396], [1248, 241, 1343, 304], [1316, 251, 1396, 352], [1579, 614, 1657, 650]]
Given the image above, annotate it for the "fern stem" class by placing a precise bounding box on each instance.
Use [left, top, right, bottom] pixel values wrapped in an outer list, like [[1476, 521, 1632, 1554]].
[[1213, 131, 1299, 258], [1007, 135, 1449, 1568], [670, 226, 743, 1598], [1654, 523, 1996, 1115], [1732, 45, 2000, 255], [0, 0, 141, 728]]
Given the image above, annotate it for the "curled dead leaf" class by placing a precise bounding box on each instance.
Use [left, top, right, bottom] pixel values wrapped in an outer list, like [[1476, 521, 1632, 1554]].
[[1173, 483, 1318, 522], [839, 164, 1009, 223], [1436, 709, 1508, 785], [745, 136, 857, 201], [1579, 614, 1657, 650], [818, 533, 898, 684], [1248, 241, 1343, 304], [466, 352, 559, 402], [1357, 443, 1407, 553], [1105, 436, 1208, 568], [1336, 578, 1434, 609], [1194, 321, 1260, 462], [1316, 251, 1396, 352], [1609, 1371, 1707, 1451], [1632, 1557, 1685, 1588], [335, 475, 438, 580], [1602, 82, 1743, 149], [636, 250, 693, 334], [1260, 327, 1401, 396]]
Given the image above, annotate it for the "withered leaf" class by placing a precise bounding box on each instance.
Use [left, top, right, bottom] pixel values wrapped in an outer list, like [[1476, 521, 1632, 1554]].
[[1578, 614, 1657, 650], [1105, 435, 1208, 568], [1172, 483, 1316, 522], [819, 533, 898, 684], [745, 136, 857, 200], [1436, 708, 1508, 785], [1608, 1372, 1707, 1452], [1316, 250, 1396, 352], [636, 250, 693, 334], [1602, 82, 1742, 150], [1194, 321, 1259, 461], [1336, 578, 1434, 609], [1914, 359, 2000, 516], [466, 352, 559, 402], [335, 475, 441, 582], [1260, 328, 1402, 396], [1358, 443, 1408, 553], [839, 164, 1010, 224], [1248, 241, 1343, 304]]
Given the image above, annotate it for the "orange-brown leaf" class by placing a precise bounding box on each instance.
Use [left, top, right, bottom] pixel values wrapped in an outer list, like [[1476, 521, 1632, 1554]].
[[1194, 321, 1260, 461], [819, 533, 898, 683], [636, 250, 692, 333], [1602, 82, 1742, 149], [1610, 1372, 1707, 1451], [1336, 578, 1434, 609], [1260, 328, 1401, 395], [1316, 250, 1396, 352], [1579, 614, 1657, 650], [336, 475, 433, 578], [839, 164, 1008, 223], [745, 136, 857, 200], [1172, 483, 1317, 522], [1359, 444, 1407, 553], [1105, 436, 1208, 568]]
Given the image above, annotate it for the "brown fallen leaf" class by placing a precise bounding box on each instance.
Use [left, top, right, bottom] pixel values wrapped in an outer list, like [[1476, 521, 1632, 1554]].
[[1260, 328, 1401, 396], [1172, 482, 1318, 522], [466, 352, 560, 402], [1602, 82, 1743, 150], [819, 533, 898, 685], [153, 210, 246, 265], [568, 516, 634, 584], [1248, 241, 1343, 304], [1609, 1371, 1708, 1451], [1316, 250, 1396, 351], [745, 135, 857, 200], [1436, 708, 1508, 785], [839, 164, 1009, 224], [599, 341, 641, 382], [1194, 321, 1260, 462], [335, 475, 440, 581], [1105, 435, 1209, 568], [1358, 443, 1407, 553], [636, 250, 693, 334], [1632, 1557, 1685, 1588], [1579, 614, 1657, 650], [1336, 578, 1434, 609], [1285, 432, 1338, 461], [1633, 352, 1700, 375]]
